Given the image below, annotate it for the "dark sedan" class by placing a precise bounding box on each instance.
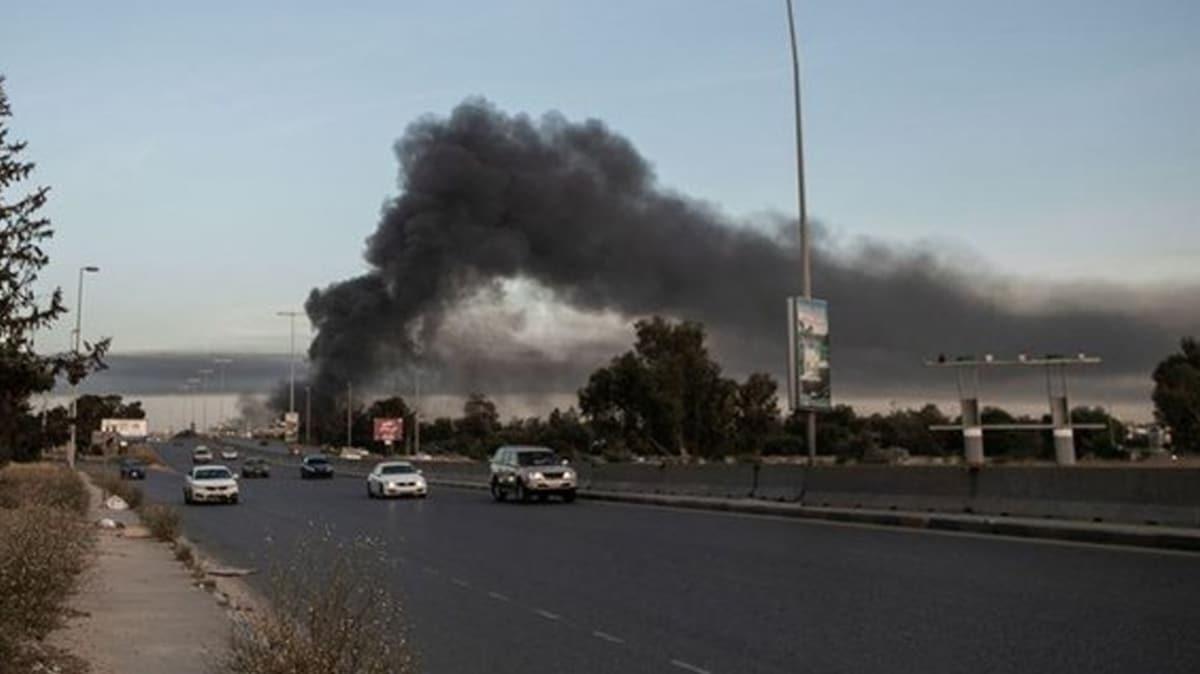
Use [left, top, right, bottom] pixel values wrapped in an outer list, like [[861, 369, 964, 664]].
[[119, 459, 147, 480], [300, 455, 334, 479], [241, 457, 271, 478]]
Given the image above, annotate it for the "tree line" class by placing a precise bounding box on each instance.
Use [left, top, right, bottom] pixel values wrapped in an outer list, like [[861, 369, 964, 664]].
[[280, 317, 1176, 461]]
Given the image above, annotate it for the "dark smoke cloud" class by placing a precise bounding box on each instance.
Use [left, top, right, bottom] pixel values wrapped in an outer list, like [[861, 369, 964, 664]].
[[305, 98, 1199, 405]]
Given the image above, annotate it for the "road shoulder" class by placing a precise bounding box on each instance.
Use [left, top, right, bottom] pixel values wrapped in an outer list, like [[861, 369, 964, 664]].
[[47, 476, 238, 674]]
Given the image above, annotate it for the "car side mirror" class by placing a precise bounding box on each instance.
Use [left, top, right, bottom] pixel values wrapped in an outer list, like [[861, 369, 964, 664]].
[[561, 459, 570, 466], [417, 469, 423, 475]]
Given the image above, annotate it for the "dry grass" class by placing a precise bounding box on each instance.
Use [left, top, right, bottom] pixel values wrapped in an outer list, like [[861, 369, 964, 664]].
[[0, 463, 89, 515], [138, 503, 181, 542], [225, 532, 416, 674], [174, 542, 194, 566], [125, 444, 163, 466], [0, 464, 92, 672], [90, 471, 144, 509]]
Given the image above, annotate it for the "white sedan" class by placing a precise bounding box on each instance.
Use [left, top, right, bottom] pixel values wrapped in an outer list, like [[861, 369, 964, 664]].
[[183, 465, 240, 505], [366, 462, 427, 499]]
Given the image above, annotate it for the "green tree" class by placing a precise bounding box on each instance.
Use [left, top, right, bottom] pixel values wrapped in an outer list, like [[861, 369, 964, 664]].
[[458, 393, 499, 457], [1071, 406, 1127, 459], [579, 318, 740, 458], [734, 373, 780, 455], [1152, 337, 1200, 452], [0, 76, 108, 462]]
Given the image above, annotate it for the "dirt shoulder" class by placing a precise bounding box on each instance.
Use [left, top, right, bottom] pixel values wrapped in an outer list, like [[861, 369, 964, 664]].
[[48, 476, 249, 674]]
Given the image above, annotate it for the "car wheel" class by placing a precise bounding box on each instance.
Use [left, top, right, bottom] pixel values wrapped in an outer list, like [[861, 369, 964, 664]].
[[562, 490, 577, 503], [230, 494, 239, 505], [367, 483, 376, 499], [536, 493, 549, 502], [183, 489, 192, 505], [516, 481, 531, 503], [490, 480, 506, 502]]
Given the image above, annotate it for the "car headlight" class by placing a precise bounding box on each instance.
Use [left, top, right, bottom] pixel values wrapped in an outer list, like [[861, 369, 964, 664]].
[[563, 470, 575, 480], [528, 471, 543, 480]]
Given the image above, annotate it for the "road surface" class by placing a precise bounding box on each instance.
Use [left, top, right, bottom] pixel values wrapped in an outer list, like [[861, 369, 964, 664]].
[[144, 439, 1200, 674]]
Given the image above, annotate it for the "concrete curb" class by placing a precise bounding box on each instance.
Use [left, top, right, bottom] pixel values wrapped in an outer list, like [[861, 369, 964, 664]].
[[425, 477, 1200, 553]]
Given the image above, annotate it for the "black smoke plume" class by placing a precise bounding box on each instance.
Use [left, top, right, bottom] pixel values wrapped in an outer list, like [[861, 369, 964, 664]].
[[305, 99, 1197, 404]]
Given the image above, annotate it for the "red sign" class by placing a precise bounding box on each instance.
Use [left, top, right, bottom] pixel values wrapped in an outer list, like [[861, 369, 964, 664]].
[[373, 417, 404, 443]]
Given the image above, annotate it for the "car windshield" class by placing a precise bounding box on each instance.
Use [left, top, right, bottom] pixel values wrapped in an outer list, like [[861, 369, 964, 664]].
[[123, 460, 144, 467], [194, 468, 232, 480], [380, 464, 415, 475], [194, 449, 210, 455], [517, 451, 560, 467], [306, 457, 329, 465]]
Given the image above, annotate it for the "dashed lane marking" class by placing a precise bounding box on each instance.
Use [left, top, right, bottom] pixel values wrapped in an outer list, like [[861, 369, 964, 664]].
[[670, 659, 711, 674], [487, 591, 510, 602], [450, 577, 471, 588], [591, 630, 625, 644], [534, 609, 561, 621]]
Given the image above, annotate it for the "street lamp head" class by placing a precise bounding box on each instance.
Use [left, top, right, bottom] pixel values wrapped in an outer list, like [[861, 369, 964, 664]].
[[82, 266, 100, 273]]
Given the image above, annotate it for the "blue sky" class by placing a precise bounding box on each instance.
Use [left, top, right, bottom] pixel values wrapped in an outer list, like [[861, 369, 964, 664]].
[[3, 0, 1198, 357]]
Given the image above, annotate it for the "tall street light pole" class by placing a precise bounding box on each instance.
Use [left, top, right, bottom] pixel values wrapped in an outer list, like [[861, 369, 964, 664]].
[[68, 265, 99, 469], [214, 357, 233, 432], [186, 377, 201, 431], [786, 0, 817, 464], [276, 311, 301, 414]]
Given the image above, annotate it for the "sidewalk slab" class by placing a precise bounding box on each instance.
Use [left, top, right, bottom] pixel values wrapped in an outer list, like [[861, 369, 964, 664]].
[[48, 479, 233, 674]]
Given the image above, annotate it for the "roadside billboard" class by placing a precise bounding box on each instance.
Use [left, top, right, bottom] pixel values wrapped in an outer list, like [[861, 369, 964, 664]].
[[787, 297, 831, 411], [99, 418, 148, 438], [373, 417, 404, 445]]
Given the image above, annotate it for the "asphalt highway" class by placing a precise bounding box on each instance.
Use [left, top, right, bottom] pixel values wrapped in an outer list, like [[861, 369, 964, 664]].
[[142, 438, 1200, 674]]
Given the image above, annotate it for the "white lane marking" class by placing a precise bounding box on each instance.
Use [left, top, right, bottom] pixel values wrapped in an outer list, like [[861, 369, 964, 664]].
[[670, 659, 711, 674], [422, 566, 439, 575], [487, 591, 510, 602], [534, 608, 561, 621], [591, 630, 625, 644], [450, 577, 470, 588]]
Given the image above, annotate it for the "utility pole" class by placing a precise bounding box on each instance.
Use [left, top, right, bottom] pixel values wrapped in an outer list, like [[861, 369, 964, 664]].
[[786, 0, 817, 464], [276, 311, 301, 414], [412, 368, 421, 456], [345, 381, 353, 449], [186, 377, 200, 431], [305, 384, 312, 446], [68, 265, 100, 469]]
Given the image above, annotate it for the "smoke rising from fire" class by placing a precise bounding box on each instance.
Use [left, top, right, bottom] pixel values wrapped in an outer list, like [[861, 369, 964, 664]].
[[304, 99, 1196, 400]]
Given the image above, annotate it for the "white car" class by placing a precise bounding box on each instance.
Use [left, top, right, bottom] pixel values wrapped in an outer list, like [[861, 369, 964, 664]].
[[366, 462, 427, 499], [219, 448, 239, 461], [184, 465, 240, 505], [192, 446, 214, 464]]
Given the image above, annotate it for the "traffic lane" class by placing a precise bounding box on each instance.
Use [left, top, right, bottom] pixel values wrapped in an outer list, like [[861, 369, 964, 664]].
[[148, 440, 1200, 674], [144, 443, 656, 674]]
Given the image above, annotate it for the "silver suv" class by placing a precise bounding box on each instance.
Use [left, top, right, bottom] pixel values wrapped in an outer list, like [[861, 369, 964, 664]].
[[489, 446, 577, 503]]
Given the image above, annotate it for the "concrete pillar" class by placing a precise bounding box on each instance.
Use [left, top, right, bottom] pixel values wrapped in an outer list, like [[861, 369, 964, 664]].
[[961, 397, 984, 466], [1050, 395, 1075, 465]]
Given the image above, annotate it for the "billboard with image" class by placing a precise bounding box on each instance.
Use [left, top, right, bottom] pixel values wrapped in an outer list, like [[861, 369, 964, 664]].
[[787, 297, 831, 410]]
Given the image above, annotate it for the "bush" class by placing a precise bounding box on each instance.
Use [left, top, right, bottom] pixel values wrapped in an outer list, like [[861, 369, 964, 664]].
[[174, 543, 194, 566], [138, 503, 181, 542], [0, 505, 91, 669], [0, 463, 89, 515], [126, 444, 163, 466], [226, 533, 416, 674], [90, 472, 144, 509]]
